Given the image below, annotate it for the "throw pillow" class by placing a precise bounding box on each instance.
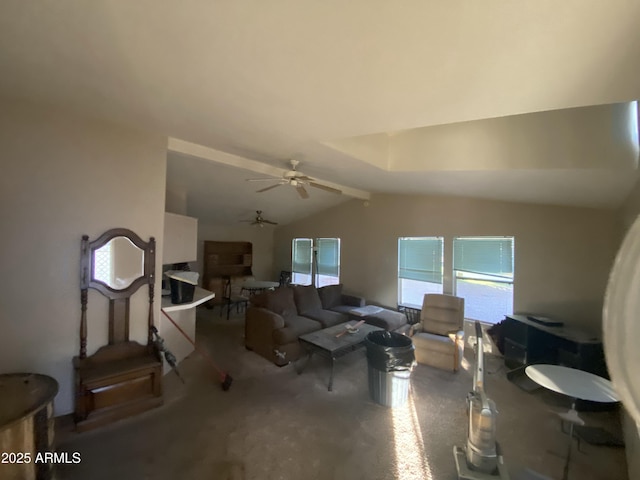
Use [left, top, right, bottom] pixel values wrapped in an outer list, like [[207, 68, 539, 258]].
[[293, 285, 323, 314], [318, 284, 343, 309], [263, 287, 297, 318]]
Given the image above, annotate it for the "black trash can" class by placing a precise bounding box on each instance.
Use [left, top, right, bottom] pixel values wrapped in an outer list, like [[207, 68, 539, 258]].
[[169, 277, 195, 304], [365, 330, 415, 407]]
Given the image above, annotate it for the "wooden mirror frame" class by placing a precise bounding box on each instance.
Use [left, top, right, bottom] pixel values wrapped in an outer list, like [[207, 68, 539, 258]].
[[79, 228, 156, 359]]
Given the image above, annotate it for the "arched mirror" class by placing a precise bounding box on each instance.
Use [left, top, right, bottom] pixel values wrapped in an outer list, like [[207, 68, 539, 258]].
[[81, 228, 154, 301], [92, 236, 145, 290]]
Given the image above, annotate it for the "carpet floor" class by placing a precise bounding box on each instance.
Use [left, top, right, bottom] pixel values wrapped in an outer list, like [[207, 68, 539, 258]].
[[56, 308, 628, 480]]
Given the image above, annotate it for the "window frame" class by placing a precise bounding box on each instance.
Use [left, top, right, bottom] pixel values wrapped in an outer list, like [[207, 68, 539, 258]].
[[453, 236, 515, 324], [291, 238, 313, 286], [291, 237, 341, 287], [397, 236, 444, 308]]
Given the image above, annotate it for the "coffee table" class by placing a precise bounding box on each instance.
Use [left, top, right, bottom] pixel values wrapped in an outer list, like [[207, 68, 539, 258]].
[[297, 322, 383, 391]]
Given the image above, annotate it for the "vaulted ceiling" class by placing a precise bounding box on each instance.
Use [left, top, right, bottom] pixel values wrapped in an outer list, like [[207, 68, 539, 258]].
[[2, 1, 639, 224]]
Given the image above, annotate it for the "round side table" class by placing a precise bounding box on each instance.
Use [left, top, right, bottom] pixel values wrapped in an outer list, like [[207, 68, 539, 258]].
[[525, 365, 618, 480], [0, 373, 59, 480]]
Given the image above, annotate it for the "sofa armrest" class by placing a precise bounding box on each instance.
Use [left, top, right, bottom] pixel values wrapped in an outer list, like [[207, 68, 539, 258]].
[[246, 307, 285, 330], [245, 307, 286, 350], [341, 294, 365, 307], [410, 323, 423, 336]]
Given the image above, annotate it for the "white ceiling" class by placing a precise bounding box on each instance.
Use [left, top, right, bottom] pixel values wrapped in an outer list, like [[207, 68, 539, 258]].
[[2, 1, 640, 225]]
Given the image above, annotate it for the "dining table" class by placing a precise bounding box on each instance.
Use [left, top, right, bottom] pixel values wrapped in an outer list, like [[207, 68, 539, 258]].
[[241, 279, 280, 296]]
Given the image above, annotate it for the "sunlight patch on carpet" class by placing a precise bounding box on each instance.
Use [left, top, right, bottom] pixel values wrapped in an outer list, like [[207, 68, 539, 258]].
[[391, 395, 434, 480], [461, 356, 471, 371]]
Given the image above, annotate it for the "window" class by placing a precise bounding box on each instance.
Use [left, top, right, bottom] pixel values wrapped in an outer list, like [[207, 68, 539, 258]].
[[398, 237, 444, 307], [315, 238, 340, 287], [453, 236, 514, 324], [291, 237, 340, 286], [292, 238, 313, 285], [93, 240, 112, 285]]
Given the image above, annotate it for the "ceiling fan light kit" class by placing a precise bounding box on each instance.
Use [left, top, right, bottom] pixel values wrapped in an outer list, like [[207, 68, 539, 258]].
[[246, 160, 342, 199]]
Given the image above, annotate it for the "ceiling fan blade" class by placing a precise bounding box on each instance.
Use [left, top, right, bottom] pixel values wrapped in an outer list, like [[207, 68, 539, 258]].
[[296, 185, 309, 199], [263, 220, 278, 225], [256, 184, 283, 193], [246, 178, 279, 182], [309, 182, 342, 195]]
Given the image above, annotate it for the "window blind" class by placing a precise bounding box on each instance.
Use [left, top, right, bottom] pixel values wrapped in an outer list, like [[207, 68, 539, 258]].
[[316, 238, 340, 276], [292, 238, 313, 275], [453, 237, 514, 278], [398, 237, 443, 284]]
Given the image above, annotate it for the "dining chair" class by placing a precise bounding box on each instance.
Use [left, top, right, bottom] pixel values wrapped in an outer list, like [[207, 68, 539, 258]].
[[278, 270, 292, 287], [221, 276, 250, 320]]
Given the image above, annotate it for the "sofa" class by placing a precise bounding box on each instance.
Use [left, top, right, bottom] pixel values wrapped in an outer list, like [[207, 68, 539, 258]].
[[244, 284, 408, 366]]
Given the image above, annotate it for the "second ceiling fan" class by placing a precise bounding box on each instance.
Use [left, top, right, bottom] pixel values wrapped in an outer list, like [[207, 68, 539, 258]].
[[240, 210, 278, 227], [246, 160, 342, 199]]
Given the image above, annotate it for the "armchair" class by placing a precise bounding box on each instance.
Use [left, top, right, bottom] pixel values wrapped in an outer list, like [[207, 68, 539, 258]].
[[412, 294, 465, 372]]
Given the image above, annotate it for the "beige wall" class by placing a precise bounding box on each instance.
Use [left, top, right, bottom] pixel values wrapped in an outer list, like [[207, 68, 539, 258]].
[[196, 223, 276, 282], [0, 99, 167, 415], [275, 193, 621, 333]]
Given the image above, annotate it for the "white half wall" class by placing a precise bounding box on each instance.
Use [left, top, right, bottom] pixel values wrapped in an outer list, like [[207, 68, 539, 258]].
[[0, 99, 167, 416], [163, 212, 198, 264]]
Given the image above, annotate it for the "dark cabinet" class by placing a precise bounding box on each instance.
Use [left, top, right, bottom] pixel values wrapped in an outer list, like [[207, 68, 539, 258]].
[[502, 315, 607, 378], [203, 241, 253, 300]]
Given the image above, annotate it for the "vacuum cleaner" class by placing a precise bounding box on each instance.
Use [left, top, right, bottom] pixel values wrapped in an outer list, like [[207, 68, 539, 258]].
[[454, 321, 510, 480]]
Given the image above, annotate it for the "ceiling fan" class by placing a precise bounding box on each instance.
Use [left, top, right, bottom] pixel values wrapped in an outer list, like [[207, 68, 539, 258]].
[[246, 160, 342, 199], [241, 210, 278, 227]]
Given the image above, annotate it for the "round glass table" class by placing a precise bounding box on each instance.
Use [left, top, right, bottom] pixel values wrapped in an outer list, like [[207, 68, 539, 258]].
[[525, 365, 619, 480], [525, 365, 618, 403], [241, 280, 279, 295]]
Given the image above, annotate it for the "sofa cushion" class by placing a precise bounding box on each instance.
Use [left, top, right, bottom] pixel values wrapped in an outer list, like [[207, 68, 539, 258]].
[[259, 287, 297, 318], [318, 284, 343, 309], [329, 305, 355, 315], [273, 315, 322, 344], [413, 331, 457, 355], [293, 285, 323, 315], [363, 309, 408, 331], [302, 309, 347, 328]]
